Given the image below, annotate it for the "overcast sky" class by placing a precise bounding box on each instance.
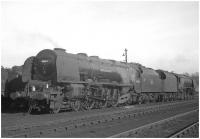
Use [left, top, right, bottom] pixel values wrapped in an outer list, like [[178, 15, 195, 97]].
[[1, 1, 199, 74]]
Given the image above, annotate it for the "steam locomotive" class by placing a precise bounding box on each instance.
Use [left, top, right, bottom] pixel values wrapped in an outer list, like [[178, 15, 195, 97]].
[[1, 66, 27, 111], [22, 48, 195, 113]]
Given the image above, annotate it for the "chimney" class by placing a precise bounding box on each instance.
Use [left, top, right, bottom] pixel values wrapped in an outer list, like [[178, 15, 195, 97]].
[[54, 48, 66, 52]]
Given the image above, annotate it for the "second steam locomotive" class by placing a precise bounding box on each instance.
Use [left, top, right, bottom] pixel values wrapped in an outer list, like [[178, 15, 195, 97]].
[[22, 48, 195, 113]]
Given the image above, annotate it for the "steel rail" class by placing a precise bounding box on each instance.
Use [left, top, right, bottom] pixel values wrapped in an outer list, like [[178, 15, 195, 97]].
[[108, 109, 198, 138], [170, 122, 199, 138]]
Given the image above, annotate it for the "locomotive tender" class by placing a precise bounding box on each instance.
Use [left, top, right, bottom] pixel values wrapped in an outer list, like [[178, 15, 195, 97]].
[[22, 48, 195, 113]]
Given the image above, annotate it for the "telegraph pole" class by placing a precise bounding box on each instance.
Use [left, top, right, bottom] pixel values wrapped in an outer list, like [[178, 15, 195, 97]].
[[123, 48, 128, 63]]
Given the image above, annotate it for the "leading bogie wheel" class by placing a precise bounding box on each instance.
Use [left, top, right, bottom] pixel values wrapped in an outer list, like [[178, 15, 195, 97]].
[[51, 101, 62, 114], [28, 105, 33, 114], [28, 100, 36, 114]]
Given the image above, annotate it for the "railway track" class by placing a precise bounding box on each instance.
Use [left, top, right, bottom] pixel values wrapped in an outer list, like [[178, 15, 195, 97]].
[[2, 99, 198, 137], [170, 122, 199, 138], [2, 100, 179, 127], [109, 109, 198, 138]]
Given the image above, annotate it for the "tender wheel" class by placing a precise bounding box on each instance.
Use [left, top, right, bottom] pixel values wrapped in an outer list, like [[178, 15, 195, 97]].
[[28, 104, 33, 114]]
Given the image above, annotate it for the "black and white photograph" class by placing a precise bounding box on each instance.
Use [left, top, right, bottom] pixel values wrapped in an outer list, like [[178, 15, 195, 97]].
[[1, 0, 199, 138]]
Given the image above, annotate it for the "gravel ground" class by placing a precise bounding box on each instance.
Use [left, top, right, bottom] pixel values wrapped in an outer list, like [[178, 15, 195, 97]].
[[127, 111, 198, 137], [38, 101, 198, 137], [1, 99, 198, 137], [2, 100, 193, 128]]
